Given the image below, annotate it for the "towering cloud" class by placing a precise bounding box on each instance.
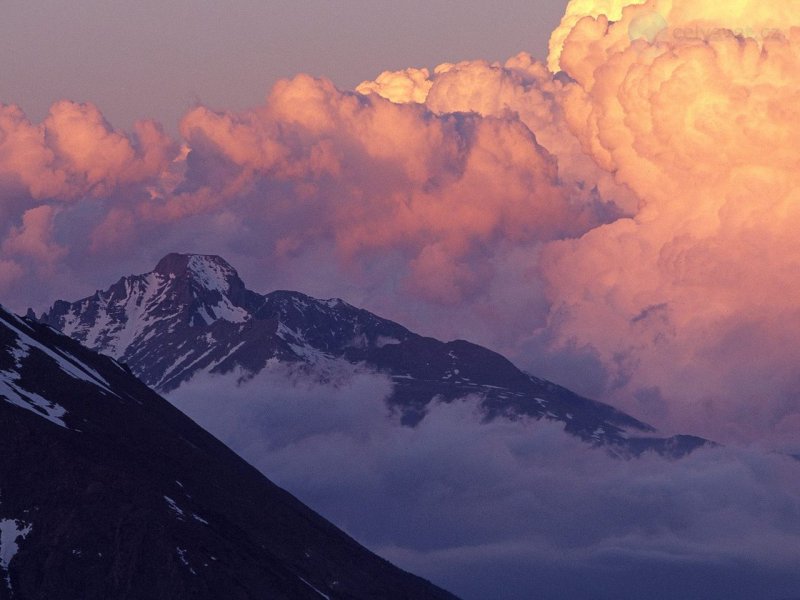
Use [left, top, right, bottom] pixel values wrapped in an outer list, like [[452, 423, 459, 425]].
[[355, 67, 435, 104], [536, 0, 800, 442], [547, 0, 647, 71]]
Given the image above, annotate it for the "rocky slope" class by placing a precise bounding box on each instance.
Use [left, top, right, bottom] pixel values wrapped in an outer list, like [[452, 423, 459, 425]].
[[0, 305, 457, 600]]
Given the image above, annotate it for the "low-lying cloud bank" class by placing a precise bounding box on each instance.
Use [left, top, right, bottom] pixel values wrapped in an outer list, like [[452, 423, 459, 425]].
[[3, 0, 800, 447], [169, 366, 800, 600]]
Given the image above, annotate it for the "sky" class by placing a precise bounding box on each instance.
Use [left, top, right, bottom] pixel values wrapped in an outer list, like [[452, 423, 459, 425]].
[[2, 1, 800, 598], [0, 0, 565, 132]]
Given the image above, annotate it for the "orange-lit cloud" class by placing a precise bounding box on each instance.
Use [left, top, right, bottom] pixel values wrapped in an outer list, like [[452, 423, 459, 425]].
[[170, 74, 610, 305], [533, 1, 800, 442], [2, 205, 66, 267], [0, 101, 174, 201], [356, 67, 434, 104]]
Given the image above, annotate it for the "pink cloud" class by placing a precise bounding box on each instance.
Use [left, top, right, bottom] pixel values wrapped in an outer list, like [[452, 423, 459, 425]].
[[2, 205, 66, 268], [0, 101, 175, 202]]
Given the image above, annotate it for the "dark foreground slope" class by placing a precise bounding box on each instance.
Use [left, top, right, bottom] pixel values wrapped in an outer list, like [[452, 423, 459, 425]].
[[0, 307, 457, 600]]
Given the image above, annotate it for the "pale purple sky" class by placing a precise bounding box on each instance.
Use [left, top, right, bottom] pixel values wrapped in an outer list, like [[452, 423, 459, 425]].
[[0, 0, 565, 131]]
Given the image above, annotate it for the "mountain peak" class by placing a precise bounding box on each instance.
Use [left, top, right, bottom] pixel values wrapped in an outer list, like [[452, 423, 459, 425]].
[[36, 253, 264, 365], [153, 252, 193, 276], [154, 253, 240, 291]]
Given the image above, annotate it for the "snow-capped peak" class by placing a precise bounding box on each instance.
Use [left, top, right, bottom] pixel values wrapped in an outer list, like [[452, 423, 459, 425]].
[[187, 255, 236, 294], [38, 254, 259, 366], [154, 253, 241, 294]]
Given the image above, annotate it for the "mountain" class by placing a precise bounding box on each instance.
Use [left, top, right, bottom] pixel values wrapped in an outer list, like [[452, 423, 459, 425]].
[[37, 253, 710, 457], [0, 305, 457, 599]]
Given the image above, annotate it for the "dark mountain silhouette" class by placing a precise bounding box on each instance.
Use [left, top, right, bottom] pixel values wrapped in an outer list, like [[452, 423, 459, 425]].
[[0, 305, 457, 600]]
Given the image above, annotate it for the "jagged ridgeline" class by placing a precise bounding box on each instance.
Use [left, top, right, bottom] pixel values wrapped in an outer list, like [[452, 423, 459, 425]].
[[38, 253, 711, 458]]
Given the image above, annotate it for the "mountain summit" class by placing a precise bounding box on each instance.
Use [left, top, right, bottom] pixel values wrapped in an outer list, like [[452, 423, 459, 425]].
[[39, 253, 710, 457], [44, 253, 260, 354]]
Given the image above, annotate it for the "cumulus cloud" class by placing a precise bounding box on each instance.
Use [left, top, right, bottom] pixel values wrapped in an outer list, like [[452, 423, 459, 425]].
[[2, 69, 614, 322], [169, 74, 612, 308], [547, 0, 648, 71], [356, 67, 435, 104], [532, 0, 800, 443], [2, 205, 66, 271], [0, 100, 176, 298], [548, 0, 796, 72], [356, 54, 639, 219], [0, 101, 174, 201], [168, 365, 800, 600]]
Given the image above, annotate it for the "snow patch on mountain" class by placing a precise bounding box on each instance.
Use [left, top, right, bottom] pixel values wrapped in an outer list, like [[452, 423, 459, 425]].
[[0, 375, 68, 429], [164, 496, 186, 520], [0, 518, 33, 592], [0, 520, 32, 569], [187, 255, 235, 295], [176, 547, 197, 575], [299, 576, 331, 599], [201, 300, 249, 325], [321, 298, 346, 309], [376, 336, 402, 348], [6, 320, 115, 395]]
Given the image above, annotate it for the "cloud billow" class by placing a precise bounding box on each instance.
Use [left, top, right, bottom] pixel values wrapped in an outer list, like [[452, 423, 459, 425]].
[[169, 365, 800, 600]]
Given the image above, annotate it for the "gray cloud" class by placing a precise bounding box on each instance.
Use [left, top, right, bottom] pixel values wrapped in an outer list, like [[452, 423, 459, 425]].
[[168, 364, 800, 600]]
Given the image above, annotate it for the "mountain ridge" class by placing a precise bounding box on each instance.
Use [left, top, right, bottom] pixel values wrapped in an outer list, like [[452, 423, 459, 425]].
[[37, 253, 711, 457]]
